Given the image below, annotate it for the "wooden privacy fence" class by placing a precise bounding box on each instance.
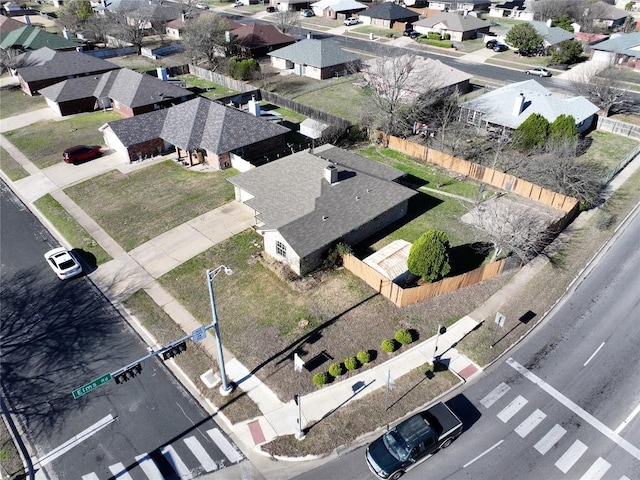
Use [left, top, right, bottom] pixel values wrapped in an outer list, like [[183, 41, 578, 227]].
[[380, 133, 579, 214], [342, 254, 511, 307]]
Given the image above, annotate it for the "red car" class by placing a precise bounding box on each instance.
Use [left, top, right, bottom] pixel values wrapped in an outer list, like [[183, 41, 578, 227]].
[[63, 145, 102, 164]]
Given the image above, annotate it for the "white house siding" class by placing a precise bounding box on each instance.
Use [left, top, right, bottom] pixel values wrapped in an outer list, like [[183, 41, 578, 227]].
[[44, 97, 62, 116], [166, 27, 180, 39], [101, 125, 129, 161], [590, 50, 614, 63], [263, 231, 302, 275], [230, 154, 253, 172], [271, 56, 291, 70]]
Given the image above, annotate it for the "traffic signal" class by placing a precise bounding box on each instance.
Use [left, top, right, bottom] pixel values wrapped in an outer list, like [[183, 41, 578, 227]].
[[114, 363, 143, 384], [162, 341, 187, 360]]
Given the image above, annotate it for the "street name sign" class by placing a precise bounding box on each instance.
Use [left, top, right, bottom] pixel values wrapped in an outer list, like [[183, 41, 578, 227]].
[[72, 373, 112, 399], [192, 326, 206, 343]]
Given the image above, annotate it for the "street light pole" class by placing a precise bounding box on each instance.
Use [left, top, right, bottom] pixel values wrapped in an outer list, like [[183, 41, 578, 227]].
[[207, 266, 234, 396]]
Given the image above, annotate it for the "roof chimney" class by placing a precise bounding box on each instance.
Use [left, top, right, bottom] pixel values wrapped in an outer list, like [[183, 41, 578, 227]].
[[248, 96, 261, 117], [23, 15, 31, 25], [156, 67, 168, 81], [324, 164, 338, 184], [546, 18, 552, 28], [513, 92, 525, 116]]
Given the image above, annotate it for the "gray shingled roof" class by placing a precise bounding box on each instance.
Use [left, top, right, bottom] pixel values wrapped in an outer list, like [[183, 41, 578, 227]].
[[529, 20, 574, 45], [359, 2, 418, 20], [414, 12, 491, 31], [38, 68, 192, 107], [106, 97, 289, 152], [590, 32, 640, 58], [228, 146, 416, 258], [15, 47, 119, 82], [460, 80, 599, 129], [268, 38, 359, 68]]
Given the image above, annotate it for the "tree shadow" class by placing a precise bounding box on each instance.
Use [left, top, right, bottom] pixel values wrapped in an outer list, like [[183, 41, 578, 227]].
[[448, 242, 493, 276]]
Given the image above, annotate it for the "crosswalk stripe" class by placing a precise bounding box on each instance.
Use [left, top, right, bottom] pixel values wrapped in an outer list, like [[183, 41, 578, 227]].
[[109, 462, 134, 479], [207, 428, 243, 464], [480, 382, 511, 408], [135, 453, 164, 480], [515, 409, 546, 438], [82, 474, 99, 480], [161, 445, 193, 479], [184, 436, 218, 472], [534, 424, 567, 455], [555, 440, 588, 473], [579, 458, 611, 480], [497, 395, 528, 423], [620, 476, 631, 480]]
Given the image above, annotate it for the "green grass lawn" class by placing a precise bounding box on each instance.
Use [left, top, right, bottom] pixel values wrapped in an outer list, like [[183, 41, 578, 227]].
[[177, 74, 238, 100], [579, 130, 640, 169], [4, 111, 121, 169], [0, 85, 46, 120], [34, 194, 112, 265], [0, 146, 29, 181], [64, 161, 236, 251]]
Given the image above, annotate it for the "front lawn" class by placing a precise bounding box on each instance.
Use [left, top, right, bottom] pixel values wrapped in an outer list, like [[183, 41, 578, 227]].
[[64, 161, 236, 251], [579, 130, 640, 169], [0, 85, 46, 120], [4, 111, 121, 169], [0, 146, 29, 181]]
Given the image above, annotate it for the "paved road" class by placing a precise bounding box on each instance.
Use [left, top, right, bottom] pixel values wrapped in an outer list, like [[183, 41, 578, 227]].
[[0, 180, 246, 479], [293, 205, 640, 480]]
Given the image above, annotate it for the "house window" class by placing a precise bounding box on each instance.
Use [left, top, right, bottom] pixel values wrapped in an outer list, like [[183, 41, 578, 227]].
[[275, 241, 286, 257]]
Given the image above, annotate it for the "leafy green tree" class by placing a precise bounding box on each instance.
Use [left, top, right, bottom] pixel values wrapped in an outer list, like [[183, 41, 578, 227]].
[[513, 113, 549, 152], [549, 114, 578, 142], [407, 230, 451, 283], [552, 14, 574, 32], [550, 40, 584, 65], [506, 23, 543, 56], [227, 57, 260, 80], [59, 0, 94, 30]]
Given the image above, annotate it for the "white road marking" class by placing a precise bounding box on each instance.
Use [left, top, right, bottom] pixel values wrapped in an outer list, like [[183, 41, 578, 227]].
[[161, 445, 193, 479], [619, 476, 631, 480], [579, 457, 611, 480], [480, 382, 511, 408], [583, 342, 605, 367], [615, 402, 640, 434], [109, 462, 133, 479], [555, 440, 588, 473], [534, 424, 567, 454], [135, 453, 163, 480], [515, 409, 547, 438], [497, 395, 528, 423], [82, 474, 99, 480], [184, 436, 218, 472], [207, 428, 243, 463], [37, 414, 115, 466], [463, 440, 504, 468], [507, 358, 640, 461]]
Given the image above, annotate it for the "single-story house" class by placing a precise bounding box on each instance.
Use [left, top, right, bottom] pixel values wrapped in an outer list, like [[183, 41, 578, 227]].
[[529, 20, 575, 48], [268, 38, 360, 80], [166, 12, 241, 40], [357, 2, 419, 31], [229, 23, 296, 58], [589, 31, 640, 70], [488, 0, 534, 21], [361, 55, 472, 104], [459, 79, 599, 134], [588, 1, 630, 29], [38, 67, 195, 117], [13, 47, 121, 96], [310, 0, 367, 19], [428, 0, 491, 12], [413, 12, 491, 41], [101, 96, 290, 167], [0, 25, 80, 55], [268, 0, 310, 12], [227, 144, 418, 276], [0, 15, 27, 35]]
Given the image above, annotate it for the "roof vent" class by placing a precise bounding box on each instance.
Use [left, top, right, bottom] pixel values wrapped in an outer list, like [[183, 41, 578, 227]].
[[513, 92, 525, 116], [322, 215, 329, 221], [324, 164, 338, 184], [355, 195, 360, 200]]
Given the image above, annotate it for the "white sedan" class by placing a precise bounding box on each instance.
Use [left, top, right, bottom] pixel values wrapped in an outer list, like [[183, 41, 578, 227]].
[[525, 67, 552, 77], [44, 247, 82, 280], [344, 17, 360, 26]]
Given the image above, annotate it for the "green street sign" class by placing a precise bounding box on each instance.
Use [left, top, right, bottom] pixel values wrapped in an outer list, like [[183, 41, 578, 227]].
[[72, 373, 113, 399]]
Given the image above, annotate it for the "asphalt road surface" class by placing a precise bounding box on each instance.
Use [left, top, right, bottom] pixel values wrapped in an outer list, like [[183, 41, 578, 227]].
[[0, 180, 247, 479], [294, 205, 640, 480]]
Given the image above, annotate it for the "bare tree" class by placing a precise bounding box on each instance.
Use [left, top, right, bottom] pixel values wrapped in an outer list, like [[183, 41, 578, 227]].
[[533, 0, 580, 21], [273, 10, 300, 35], [109, 10, 150, 53], [181, 14, 232, 66], [571, 64, 628, 116]]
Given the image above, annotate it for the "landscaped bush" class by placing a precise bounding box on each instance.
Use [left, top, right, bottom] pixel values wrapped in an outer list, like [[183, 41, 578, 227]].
[[424, 39, 454, 48], [357, 350, 371, 364], [313, 372, 329, 386], [344, 356, 359, 371], [427, 32, 441, 40], [328, 363, 344, 377], [442, 33, 451, 40], [395, 329, 413, 345], [381, 339, 397, 353]]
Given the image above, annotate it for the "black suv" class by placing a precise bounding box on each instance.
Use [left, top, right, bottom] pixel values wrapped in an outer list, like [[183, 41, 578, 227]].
[[486, 38, 498, 49]]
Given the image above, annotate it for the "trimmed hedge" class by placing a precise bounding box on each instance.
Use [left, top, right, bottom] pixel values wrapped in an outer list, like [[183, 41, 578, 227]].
[[313, 372, 329, 386], [381, 338, 397, 353], [395, 329, 413, 345], [418, 38, 454, 48], [357, 350, 371, 364], [344, 356, 359, 371], [328, 363, 344, 377]]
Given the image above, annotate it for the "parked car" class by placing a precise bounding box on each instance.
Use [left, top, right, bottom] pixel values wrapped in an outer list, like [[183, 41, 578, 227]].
[[493, 43, 508, 52], [403, 29, 419, 38], [44, 247, 82, 280], [525, 67, 552, 77], [63, 145, 102, 164], [195, 2, 209, 9], [344, 17, 360, 26], [485, 38, 498, 49], [266, 5, 276, 12], [233, 1, 243, 7], [301, 8, 314, 17]]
